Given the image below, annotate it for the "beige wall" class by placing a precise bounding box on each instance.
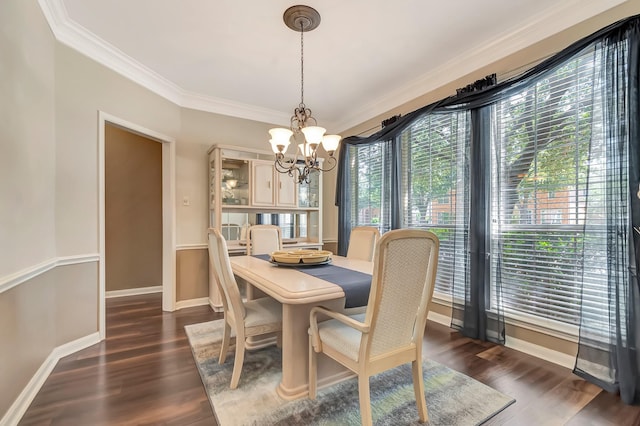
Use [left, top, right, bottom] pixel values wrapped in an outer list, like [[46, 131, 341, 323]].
[[176, 249, 209, 301], [0, 261, 98, 418], [105, 125, 163, 292], [0, 0, 57, 417], [176, 108, 277, 245], [54, 43, 182, 256], [0, 0, 56, 278]]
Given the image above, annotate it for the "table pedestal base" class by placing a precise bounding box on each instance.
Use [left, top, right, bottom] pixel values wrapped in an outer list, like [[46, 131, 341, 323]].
[[277, 299, 353, 400]]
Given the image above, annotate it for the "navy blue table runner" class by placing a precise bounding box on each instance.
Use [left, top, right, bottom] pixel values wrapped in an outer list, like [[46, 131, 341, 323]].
[[253, 254, 371, 308]]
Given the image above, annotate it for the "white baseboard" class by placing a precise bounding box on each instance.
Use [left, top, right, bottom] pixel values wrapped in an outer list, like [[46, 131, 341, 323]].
[[426, 310, 575, 369], [0, 332, 101, 426], [175, 297, 210, 310], [506, 336, 576, 369], [209, 298, 223, 313], [427, 310, 450, 327], [105, 286, 162, 298]]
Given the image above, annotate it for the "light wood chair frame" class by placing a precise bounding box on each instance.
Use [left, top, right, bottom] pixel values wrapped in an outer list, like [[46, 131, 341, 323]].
[[346, 226, 381, 261], [208, 228, 282, 389], [245, 224, 283, 255], [309, 229, 440, 425]]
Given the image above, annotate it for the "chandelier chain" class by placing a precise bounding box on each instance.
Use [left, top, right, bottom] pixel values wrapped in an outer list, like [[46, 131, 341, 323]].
[[270, 5, 340, 184], [300, 21, 304, 108]]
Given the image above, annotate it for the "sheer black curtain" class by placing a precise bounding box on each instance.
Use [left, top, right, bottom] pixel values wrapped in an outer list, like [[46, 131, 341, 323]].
[[335, 137, 398, 255], [450, 106, 505, 343], [335, 15, 640, 381], [574, 19, 640, 405]]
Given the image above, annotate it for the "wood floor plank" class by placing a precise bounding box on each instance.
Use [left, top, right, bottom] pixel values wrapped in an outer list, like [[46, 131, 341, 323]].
[[17, 293, 640, 425], [19, 293, 220, 426]]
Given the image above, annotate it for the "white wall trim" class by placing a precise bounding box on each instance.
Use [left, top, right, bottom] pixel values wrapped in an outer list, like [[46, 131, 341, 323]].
[[106, 286, 163, 298], [0, 254, 100, 295], [98, 111, 177, 343], [175, 297, 210, 310], [506, 336, 576, 370], [176, 243, 208, 251], [36, 0, 290, 127], [504, 310, 579, 343], [426, 310, 576, 369], [209, 298, 224, 313], [37, 0, 626, 133], [56, 254, 101, 266], [0, 332, 100, 426], [427, 310, 451, 327], [333, 0, 628, 132]]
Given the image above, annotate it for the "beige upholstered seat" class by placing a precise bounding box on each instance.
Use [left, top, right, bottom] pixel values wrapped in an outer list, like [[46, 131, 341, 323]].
[[309, 229, 440, 425], [246, 224, 282, 255], [207, 228, 282, 389], [346, 226, 381, 261]]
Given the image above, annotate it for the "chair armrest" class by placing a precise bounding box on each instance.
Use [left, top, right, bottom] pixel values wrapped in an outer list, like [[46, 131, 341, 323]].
[[309, 306, 370, 352]]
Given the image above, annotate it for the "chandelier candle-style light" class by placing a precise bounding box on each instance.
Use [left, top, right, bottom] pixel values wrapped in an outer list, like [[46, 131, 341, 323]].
[[269, 5, 341, 184]]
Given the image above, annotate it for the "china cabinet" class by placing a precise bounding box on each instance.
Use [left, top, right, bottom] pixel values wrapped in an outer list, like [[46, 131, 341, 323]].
[[207, 144, 324, 310], [208, 146, 322, 240]]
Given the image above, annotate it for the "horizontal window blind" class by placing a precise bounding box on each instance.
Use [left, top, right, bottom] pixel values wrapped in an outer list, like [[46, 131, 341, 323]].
[[491, 47, 608, 325], [401, 112, 469, 295], [349, 142, 392, 234]]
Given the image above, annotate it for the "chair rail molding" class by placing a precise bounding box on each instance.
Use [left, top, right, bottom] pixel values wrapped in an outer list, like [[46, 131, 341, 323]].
[[0, 254, 100, 294], [176, 243, 208, 251]]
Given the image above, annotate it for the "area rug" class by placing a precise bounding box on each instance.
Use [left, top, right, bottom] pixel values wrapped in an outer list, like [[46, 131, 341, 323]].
[[185, 320, 515, 425]]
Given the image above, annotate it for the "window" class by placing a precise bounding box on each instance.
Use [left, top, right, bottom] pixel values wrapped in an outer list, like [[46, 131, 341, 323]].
[[348, 141, 392, 233], [401, 112, 469, 296], [339, 19, 634, 337], [490, 47, 603, 325]]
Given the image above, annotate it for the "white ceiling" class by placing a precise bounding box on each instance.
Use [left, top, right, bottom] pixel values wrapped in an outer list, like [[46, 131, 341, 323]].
[[41, 0, 625, 132]]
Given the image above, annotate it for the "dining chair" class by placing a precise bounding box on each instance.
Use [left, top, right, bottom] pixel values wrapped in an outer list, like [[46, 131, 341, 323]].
[[221, 223, 241, 241], [346, 226, 381, 261], [308, 229, 440, 425], [208, 228, 283, 389], [246, 224, 283, 255]]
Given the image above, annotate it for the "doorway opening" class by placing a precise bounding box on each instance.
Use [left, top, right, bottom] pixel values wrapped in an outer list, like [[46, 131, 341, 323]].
[[98, 111, 176, 339]]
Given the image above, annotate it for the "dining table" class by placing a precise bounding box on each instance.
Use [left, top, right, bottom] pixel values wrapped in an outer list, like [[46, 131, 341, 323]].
[[229, 254, 373, 400]]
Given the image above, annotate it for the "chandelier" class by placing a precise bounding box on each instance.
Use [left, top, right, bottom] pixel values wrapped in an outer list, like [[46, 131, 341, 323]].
[[269, 5, 341, 184]]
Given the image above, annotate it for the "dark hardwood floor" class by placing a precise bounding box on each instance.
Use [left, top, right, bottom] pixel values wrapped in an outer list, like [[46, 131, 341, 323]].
[[18, 293, 640, 425]]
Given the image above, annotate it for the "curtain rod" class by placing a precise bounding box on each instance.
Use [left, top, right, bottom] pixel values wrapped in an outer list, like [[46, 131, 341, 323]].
[[355, 52, 555, 138]]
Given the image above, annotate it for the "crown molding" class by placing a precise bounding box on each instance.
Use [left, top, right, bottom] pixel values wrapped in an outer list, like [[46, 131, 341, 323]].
[[180, 91, 291, 126], [37, 0, 291, 126], [333, 0, 628, 133], [39, 0, 627, 132], [38, 0, 183, 104]]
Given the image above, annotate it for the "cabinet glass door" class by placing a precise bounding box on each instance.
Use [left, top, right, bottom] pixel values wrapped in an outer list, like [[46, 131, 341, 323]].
[[221, 159, 249, 206], [299, 170, 320, 207]]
